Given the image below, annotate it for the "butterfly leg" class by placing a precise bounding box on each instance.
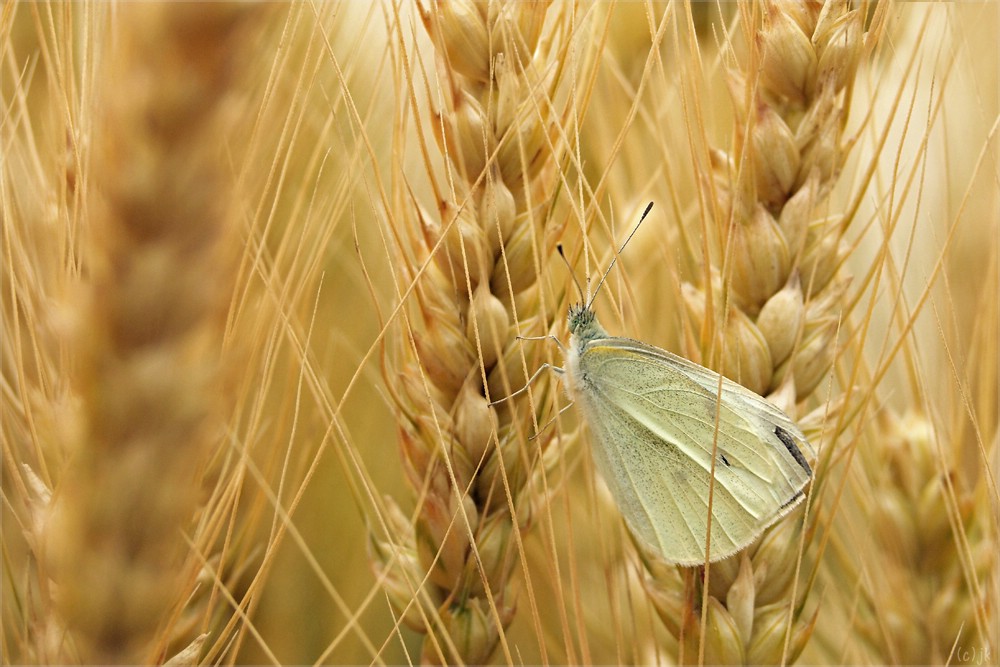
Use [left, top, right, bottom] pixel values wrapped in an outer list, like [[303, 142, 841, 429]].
[[528, 401, 575, 441], [487, 363, 564, 406], [515, 334, 568, 354]]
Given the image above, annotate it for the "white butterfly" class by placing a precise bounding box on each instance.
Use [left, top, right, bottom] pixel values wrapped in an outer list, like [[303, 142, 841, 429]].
[[562, 299, 813, 565], [522, 203, 814, 565]]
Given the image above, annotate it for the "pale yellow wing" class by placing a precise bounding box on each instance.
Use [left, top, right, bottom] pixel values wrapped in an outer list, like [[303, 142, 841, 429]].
[[572, 338, 812, 565]]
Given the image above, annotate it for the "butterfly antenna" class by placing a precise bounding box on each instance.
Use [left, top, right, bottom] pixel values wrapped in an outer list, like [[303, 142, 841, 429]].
[[587, 201, 653, 308], [556, 244, 586, 302]]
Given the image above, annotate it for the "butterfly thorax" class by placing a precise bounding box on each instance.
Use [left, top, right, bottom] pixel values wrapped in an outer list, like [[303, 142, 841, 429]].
[[565, 303, 603, 400]]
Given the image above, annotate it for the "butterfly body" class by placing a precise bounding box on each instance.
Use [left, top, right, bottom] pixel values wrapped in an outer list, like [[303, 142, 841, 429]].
[[564, 302, 813, 565]]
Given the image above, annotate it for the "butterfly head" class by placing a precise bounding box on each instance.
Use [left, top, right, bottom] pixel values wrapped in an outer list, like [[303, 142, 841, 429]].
[[567, 302, 604, 343]]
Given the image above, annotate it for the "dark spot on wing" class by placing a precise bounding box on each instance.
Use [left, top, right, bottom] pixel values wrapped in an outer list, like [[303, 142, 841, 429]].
[[775, 425, 812, 476], [720, 454, 731, 467], [781, 489, 805, 509]]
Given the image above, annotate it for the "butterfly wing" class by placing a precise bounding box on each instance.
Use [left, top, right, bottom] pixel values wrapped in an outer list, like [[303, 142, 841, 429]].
[[571, 337, 813, 565]]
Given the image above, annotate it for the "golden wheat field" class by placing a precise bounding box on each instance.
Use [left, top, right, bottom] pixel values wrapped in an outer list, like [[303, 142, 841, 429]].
[[2, 1, 998, 665]]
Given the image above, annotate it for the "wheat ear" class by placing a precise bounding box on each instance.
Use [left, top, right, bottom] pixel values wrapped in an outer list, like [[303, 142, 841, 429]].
[[844, 409, 998, 664], [642, 1, 885, 663], [370, 2, 581, 663], [38, 5, 256, 663]]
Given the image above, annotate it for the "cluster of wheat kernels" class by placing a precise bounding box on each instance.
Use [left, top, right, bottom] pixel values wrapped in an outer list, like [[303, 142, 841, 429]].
[[639, 2, 884, 664], [369, 2, 584, 662], [4, 4, 262, 663]]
